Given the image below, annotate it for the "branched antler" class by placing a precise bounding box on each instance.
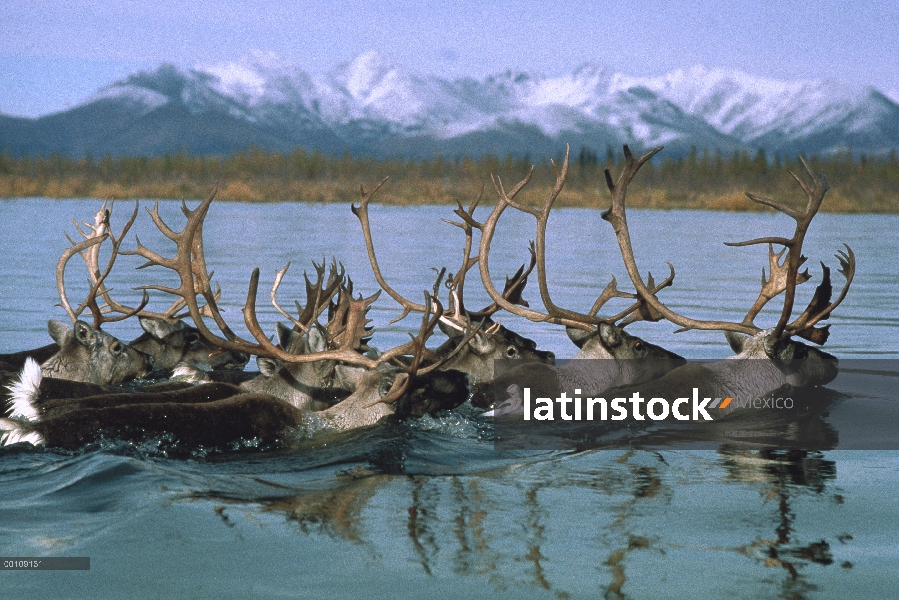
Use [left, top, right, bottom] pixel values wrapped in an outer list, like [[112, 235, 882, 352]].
[[353, 178, 535, 339], [125, 190, 434, 370], [724, 157, 823, 333], [458, 145, 672, 332], [271, 259, 345, 333], [351, 177, 432, 323], [601, 145, 854, 343], [57, 201, 149, 328]]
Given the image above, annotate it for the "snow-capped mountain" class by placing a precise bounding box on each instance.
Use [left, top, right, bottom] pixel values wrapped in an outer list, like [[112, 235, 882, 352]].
[[2, 52, 897, 158], [626, 66, 899, 151]]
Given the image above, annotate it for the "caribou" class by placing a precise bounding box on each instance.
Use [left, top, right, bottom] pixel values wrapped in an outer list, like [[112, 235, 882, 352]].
[[2, 202, 248, 385], [351, 179, 555, 385], [0, 293, 467, 449], [37, 319, 154, 385], [3, 316, 251, 375], [595, 145, 851, 415], [5, 205, 158, 385], [2, 193, 470, 448], [461, 146, 685, 410], [1, 144, 856, 449], [470, 145, 851, 416], [61, 201, 249, 373]]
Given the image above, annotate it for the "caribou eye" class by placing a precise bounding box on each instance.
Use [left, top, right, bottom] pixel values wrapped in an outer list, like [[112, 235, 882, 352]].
[[505, 346, 518, 358], [634, 341, 643, 350], [184, 332, 200, 345], [111, 342, 123, 353]]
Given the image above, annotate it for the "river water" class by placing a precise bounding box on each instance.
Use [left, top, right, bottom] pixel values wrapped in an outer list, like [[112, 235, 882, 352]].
[[0, 198, 897, 598]]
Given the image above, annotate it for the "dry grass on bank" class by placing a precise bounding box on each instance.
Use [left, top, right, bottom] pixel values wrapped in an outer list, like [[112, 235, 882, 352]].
[[3, 175, 893, 213]]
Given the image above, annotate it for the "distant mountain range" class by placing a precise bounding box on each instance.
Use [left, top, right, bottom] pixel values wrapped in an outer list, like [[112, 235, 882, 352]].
[[2, 51, 897, 159]]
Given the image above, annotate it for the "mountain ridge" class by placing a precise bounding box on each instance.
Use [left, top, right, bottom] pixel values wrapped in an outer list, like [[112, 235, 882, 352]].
[[2, 52, 897, 159]]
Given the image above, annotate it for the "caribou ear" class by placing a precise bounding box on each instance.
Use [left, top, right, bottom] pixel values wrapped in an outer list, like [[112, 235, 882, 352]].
[[72, 320, 99, 347], [725, 331, 748, 354], [256, 357, 282, 378], [276, 322, 293, 349], [47, 320, 73, 346], [565, 326, 593, 349], [307, 325, 328, 354], [139, 316, 177, 340], [598, 323, 623, 348]]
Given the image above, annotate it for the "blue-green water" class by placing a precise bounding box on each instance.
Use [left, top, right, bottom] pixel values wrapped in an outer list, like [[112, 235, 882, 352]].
[[1, 198, 897, 598]]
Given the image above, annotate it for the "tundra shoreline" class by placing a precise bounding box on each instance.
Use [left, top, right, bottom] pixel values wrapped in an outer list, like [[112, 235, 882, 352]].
[[3, 147, 896, 211], [1, 176, 896, 213]]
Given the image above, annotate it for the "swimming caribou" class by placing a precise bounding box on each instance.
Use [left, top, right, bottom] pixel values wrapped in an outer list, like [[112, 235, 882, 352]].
[[1, 202, 248, 383], [463, 146, 686, 410], [2, 191, 470, 448], [2, 144, 856, 448], [351, 179, 556, 385], [598, 145, 851, 414]]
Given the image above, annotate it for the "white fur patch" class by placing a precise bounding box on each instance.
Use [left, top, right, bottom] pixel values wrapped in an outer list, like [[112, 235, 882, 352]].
[[0, 418, 43, 446], [2, 358, 44, 446], [8, 357, 41, 420]]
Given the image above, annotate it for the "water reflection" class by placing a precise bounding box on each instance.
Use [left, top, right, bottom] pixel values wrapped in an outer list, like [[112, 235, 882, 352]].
[[182, 440, 853, 598], [721, 448, 846, 600], [194, 467, 389, 544]]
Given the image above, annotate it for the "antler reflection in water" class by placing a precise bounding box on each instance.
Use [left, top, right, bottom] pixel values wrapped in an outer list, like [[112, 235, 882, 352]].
[[721, 448, 844, 599]]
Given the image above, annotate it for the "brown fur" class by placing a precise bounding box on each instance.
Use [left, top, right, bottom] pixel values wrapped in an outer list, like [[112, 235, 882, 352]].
[[31, 393, 303, 450]]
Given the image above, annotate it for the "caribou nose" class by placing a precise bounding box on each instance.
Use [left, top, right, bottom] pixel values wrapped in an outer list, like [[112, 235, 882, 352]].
[[136, 350, 155, 378], [821, 355, 839, 385]]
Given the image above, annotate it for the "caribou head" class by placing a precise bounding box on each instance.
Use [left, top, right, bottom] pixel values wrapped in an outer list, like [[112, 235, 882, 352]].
[[40, 319, 153, 384]]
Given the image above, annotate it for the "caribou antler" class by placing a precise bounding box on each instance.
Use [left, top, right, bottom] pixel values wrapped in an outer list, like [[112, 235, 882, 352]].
[[457, 144, 673, 332], [351, 177, 433, 323], [271, 259, 345, 334], [442, 187, 538, 322], [724, 156, 854, 342], [126, 190, 432, 369], [352, 178, 534, 335], [439, 187, 483, 321], [783, 245, 855, 344], [601, 145, 763, 336], [601, 145, 854, 343], [64, 200, 231, 328], [57, 201, 149, 328], [465, 242, 537, 320], [740, 244, 811, 328]]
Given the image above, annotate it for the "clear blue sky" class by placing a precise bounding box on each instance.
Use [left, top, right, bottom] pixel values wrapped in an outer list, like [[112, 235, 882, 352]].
[[2, 0, 896, 117]]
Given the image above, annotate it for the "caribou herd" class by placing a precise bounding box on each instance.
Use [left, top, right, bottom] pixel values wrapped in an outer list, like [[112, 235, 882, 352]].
[[0, 145, 855, 450]]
